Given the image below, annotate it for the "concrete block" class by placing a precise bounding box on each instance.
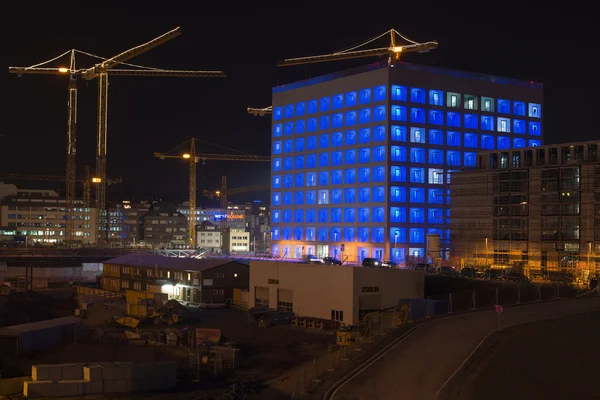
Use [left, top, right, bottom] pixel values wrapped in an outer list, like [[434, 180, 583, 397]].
[[23, 381, 54, 399], [52, 382, 66, 397], [31, 365, 62, 381], [59, 380, 82, 397], [86, 380, 103, 395], [61, 363, 85, 380], [99, 362, 133, 380], [103, 379, 131, 394], [131, 363, 151, 379], [83, 365, 103, 381]]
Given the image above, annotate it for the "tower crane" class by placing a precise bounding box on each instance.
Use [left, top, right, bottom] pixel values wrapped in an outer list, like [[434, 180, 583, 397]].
[[247, 28, 437, 116], [203, 176, 269, 254], [154, 139, 270, 248], [9, 27, 226, 249]]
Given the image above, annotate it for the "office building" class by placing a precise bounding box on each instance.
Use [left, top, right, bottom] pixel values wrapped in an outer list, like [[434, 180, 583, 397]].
[[143, 201, 187, 248], [270, 61, 543, 264], [196, 221, 250, 254], [450, 141, 598, 278]]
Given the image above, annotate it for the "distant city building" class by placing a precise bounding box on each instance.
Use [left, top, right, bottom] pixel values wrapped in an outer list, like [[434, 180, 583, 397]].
[[107, 200, 150, 246], [196, 221, 250, 254], [143, 201, 187, 248]]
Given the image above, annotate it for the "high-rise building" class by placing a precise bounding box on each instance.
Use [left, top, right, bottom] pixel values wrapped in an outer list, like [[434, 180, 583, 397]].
[[269, 61, 543, 265]]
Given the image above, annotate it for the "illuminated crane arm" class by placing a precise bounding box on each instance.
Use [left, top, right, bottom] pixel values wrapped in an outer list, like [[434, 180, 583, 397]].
[[277, 47, 390, 67], [247, 106, 273, 116], [8, 67, 74, 76], [196, 153, 270, 162], [107, 69, 226, 78], [202, 184, 269, 198]]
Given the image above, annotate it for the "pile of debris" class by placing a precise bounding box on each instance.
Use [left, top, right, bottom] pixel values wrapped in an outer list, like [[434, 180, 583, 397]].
[[217, 380, 262, 400]]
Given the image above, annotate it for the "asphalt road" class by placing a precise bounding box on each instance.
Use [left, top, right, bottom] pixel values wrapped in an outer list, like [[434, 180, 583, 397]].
[[332, 297, 600, 400]]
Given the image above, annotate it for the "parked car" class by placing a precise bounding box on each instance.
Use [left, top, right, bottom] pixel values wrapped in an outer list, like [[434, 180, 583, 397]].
[[485, 269, 504, 280], [460, 267, 482, 278], [438, 266, 459, 277], [382, 260, 398, 268], [362, 258, 382, 268], [200, 301, 226, 309], [305, 254, 325, 264], [323, 257, 342, 265], [504, 272, 530, 284]]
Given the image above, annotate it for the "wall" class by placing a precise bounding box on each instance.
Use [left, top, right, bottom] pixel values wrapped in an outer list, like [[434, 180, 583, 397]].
[[200, 262, 249, 303]]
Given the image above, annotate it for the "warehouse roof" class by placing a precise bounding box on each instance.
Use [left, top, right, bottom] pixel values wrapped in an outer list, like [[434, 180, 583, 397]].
[[103, 254, 248, 272], [0, 316, 80, 337]]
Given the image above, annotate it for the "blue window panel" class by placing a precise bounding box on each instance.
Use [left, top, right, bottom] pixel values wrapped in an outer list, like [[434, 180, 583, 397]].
[[464, 114, 478, 129], [481, 135, 494, 150], [410, 187, 425, 203], [464, 133, 478, 149], [306, 190, 316, 204], [410, 127, 425, 144], [359, 148, 371, 163], [284, 105, 294, 118], [346, 111, 357, 126], [428, 188, 443, 204], [320, 116, 330, 131], [345, 149, 357, 164], [317, 227, 328, 241], [447, 131, 461, 147], [283, 192, 292, 205], [272, 209, 281, 223], [346, 91, 357, 107], [428, 208, 443, 224], [513, 101, 526, 116], [318, 209, 328, 223], [513, 138, 526, 148], [372, 207, 385, 223], [409, 208, 425, 223], [373, 146, 386, 162], [293, 227, 303, 241], [373, 166, 385, 182], [273, 106, 283, 121], [447, 92, 461, 108], [374, 85, 386, 102], [319, 134, 330, 149], [296, 102, 306, 117], [429, 90, 444, 106], [272, 192, 281, 206], [332, 170, 342, 184], [429, 129, 443, 145], [283, 157, 293, 171], [344, 188, 356, 203], [391, 228, 406, 243], [391, 145, 407, 162], [373, 187, 385, 202], [513, 119, 526, 134], [295, 155, 304, 169], [272, 175, 281, 188], [464, 152, 476, 167], [306, 209, 316, 223], [447, 150, 461, 166], [372, 227, 384, 243], [528, 103, 541, 118], [283, 210, 292, 223], [331, 209, 342, 223], [410, 147, 425, 164], [359, 128, 371, 144], [391, 186, 406, 202], [497, 136, 510, 150], [320, 97, 331, 112], [344, 227, 355, 242], [428, 149, 444, 165], [497, 117, 511, 133], [391, 85, 407, 101], [358, 168, 370, 183], [359, 108, 371, 124], [320, 190, 330, 205], [307, 118, 317, 132], [332, 113, 344, 128], [295, 138, 304, 152], [391, 125, 407, 142], [360, 88, 371, 104], [306, 227, 316, 241], [282, 228, 291, 241], [391, 105, 407, 121], [481, 97, 494, 112], [308, 100, 318, 114], [344, 169, 356, 184], [307, 136, 317, 150], [284, 139, 293, 153], [333, 94, 344, 109], [528, 139, 541, 147], [332, 132, 343, 147], [410, 168, 425, 183], [429, 110, 444, 125], [273, 141, 282, 155], [392, 248, 406, 263], [410, 108, 426, 123], [446, 112, 461, 128], [345, 130, 357, 145], [319, 171, 329, 185], [373, 106, 386, 122], [497, 99, 510, 114], [359, 187, 370, 202], [294, 209, 304, 223], [391, 166, 407, 182], [283, 174, 292, 188], [481, 116, 494, 131], [295, 120, 305, 134], [331, 189, 342, 204], [410, 88, 425, 104], [319, 152, 329, 167], [331, 227, 342, 242], [294, 173, 304, 187], [273, 123, 282, 137], [344, 208, 356, 223], [528, 121, 541, 136], [390, 208, 406, 223], [332, 151, 343, 166], [358, 207, 370, 223], [307, 154, 316, 169], [272, 230, 280, 241], [428, 168, 444, 184]]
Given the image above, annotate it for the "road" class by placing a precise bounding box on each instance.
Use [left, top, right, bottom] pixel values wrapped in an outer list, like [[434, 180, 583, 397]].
[[330, 296, 600, 400]]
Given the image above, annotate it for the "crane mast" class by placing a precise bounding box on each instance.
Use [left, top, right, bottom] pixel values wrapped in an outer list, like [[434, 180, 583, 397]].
[[189, 138, 197, 248], [66, 50, 78, 247]]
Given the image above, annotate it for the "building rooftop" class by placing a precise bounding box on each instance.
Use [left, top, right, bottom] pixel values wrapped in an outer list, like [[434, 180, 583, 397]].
[[0, 316, 80, 337], [272, 61, 542, 94], [104, 254, 248, 272]]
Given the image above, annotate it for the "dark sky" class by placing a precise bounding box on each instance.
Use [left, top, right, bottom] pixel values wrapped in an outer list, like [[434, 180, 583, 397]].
[[0, 5, 594, 206]]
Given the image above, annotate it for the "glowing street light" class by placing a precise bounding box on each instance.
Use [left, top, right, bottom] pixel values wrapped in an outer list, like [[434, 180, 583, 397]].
[[182, 153, 191, 159], [58, 67, 69, 73]]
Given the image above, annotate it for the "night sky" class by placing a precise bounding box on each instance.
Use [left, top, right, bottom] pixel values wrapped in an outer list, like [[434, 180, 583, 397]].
[[0, 6, 594, 206]]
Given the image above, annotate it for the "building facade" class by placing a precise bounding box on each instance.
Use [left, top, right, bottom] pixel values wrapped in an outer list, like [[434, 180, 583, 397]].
[[270, 62, 543, 265], [143, 201, 187, 248], [450, 141, 599, 279], [196, 221, 250, 253]]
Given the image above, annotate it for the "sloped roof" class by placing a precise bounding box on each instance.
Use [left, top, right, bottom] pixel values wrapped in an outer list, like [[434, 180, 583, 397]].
[[103, 254, 247, 272], [0, 316, 79, 337]]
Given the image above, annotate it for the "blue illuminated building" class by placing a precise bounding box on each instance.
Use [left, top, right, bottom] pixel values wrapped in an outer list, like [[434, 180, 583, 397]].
[[270, 61, 543, 265]]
